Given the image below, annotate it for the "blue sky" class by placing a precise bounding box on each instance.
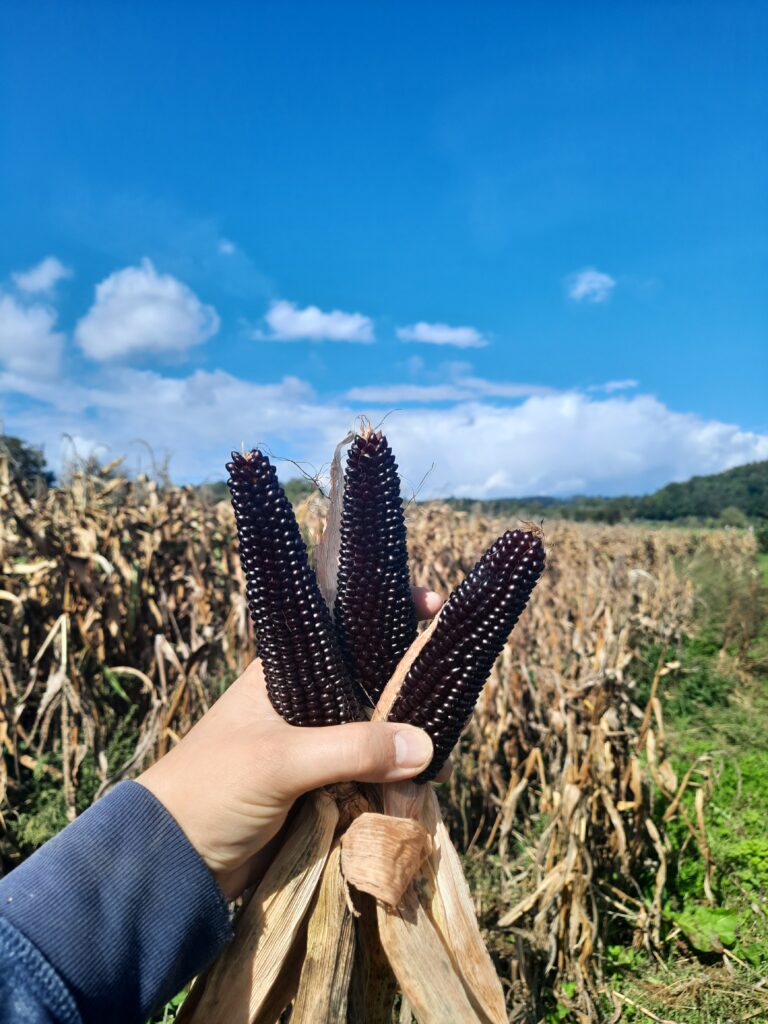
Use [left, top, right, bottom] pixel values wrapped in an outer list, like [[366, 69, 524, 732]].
[[1, 1, 766, 497]]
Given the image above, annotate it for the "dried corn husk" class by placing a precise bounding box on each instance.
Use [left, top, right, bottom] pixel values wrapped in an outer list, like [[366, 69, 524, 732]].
[[341, 812, 431, 906], [291, 843, 356, 1023], [180, 791, 338, 1022]]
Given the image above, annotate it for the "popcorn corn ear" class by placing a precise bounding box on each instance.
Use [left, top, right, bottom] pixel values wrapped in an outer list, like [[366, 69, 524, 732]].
[[227, 449, 361, 726], [334, 430, 418, 707], [387, 529, 545, 782]]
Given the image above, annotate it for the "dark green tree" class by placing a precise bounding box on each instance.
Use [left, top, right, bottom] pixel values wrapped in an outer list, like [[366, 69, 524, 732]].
[[0, 434, 55, 488]]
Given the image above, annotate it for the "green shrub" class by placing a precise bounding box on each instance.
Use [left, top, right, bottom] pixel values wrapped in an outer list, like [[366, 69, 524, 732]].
[[14, 783, 68, 851], [631, 637, 733, 716], [723, 837, 768, 893]]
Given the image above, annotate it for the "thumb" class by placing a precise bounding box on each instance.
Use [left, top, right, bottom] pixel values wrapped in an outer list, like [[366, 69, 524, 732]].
[[273, 720, 434, 799]]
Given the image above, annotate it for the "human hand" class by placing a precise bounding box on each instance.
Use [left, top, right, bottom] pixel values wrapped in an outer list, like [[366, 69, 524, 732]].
[[138, 587, 444, 899]]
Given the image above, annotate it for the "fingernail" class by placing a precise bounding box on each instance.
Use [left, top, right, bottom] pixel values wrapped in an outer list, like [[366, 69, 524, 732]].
[[394, 727, 433, 769]]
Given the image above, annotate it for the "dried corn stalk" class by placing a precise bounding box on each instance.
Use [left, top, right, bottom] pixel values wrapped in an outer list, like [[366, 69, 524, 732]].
[[0, 441, 740, 1019]]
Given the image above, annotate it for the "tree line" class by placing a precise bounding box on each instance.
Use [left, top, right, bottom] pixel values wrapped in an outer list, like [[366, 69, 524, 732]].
[[3, 433, 766, 536]]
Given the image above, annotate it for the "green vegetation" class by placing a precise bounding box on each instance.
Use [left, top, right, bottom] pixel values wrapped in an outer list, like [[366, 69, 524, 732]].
[[444, 458, 768, 527], [149, 990, 187, 1023], [0, 433, 55, 488], [607, 541, 768, 1021], [634, 459, 768, 521], [10, 708, 143, 862], [197, 474, 316, 507]]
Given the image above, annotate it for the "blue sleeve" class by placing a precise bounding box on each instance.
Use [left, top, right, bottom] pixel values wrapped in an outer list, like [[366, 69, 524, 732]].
[[0, 917, 82, 1024], [0, 780, 233, 1024]]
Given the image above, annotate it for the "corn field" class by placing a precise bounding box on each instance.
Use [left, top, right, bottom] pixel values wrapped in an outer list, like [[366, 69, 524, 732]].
[[0, 457, 758, 1021]]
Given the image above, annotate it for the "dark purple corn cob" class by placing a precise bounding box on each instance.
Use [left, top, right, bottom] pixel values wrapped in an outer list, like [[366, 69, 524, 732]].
[[388, 529, 545, 782], [226, 449, 361, 726], [334, 431, 418, 707]]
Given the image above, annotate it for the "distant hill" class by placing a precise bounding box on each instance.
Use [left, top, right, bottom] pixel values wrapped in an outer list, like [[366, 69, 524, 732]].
[[632, 460, 768, 520], [202, 460, 767, 525], [441, 460, 768, 525]]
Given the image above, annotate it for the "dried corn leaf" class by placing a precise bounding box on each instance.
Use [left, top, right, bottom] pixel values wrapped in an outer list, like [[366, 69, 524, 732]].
[[313, 431, 353, 609], [421, 788, 507, 1024], [348, 893, 398, 1024], [372, 614, 442, 722]]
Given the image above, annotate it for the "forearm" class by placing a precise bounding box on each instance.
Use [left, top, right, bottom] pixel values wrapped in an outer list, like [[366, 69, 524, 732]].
[[0, 781, 232, 1024]]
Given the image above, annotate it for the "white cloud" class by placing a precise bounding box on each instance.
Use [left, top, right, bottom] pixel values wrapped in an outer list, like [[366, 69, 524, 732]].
[[406, 355, 426, 375], [396, 321, 488, 348], [456, 376, 555, 399], [75, 259, 220, 361], [256, 300, 374, 343], [218, 239, 236, 255], [347, 384, 469, 403], [566, 267, 616, 304], [3, 364, 767, 499], [347, 375, 553, 404], [0, 293, 64, 378], [0, 368, 342, 482], [377, 394, 768, 498], [594, 379, 639, 393], [12, 256, 72, 294]]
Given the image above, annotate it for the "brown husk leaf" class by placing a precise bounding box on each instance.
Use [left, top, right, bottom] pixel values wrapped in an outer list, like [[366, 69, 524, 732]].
[[179, 790, 338, 1023], [341, 811, 432, 906]]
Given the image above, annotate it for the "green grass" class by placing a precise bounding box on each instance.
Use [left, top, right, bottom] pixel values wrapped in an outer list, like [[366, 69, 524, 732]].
[[616, 961, 768, 1023], [7, 709, 141, 865], [609, 546, 768, 1022], [148, 990, 187, 1023]]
